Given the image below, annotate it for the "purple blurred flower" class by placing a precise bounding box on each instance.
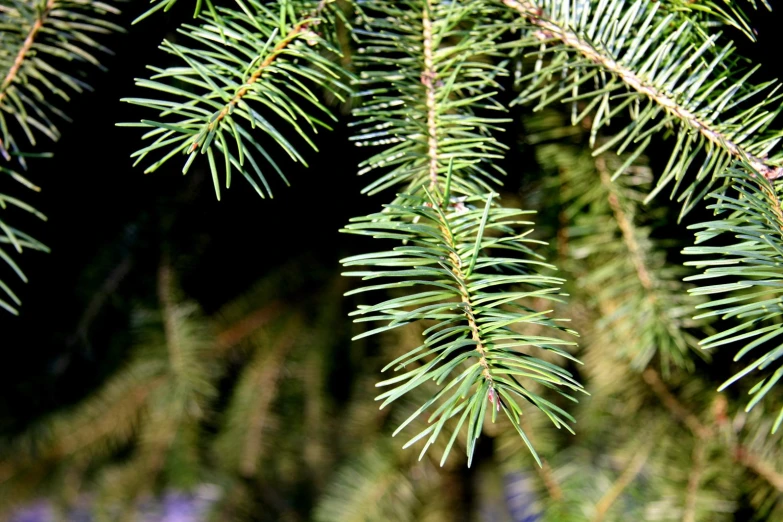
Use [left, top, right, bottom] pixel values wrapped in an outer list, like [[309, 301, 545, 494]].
[[7, 485, 221, 522], [503, 471, 541, 522]]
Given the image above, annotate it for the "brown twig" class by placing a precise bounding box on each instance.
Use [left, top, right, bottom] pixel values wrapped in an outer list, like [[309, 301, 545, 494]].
[[642, 367, 711, 439], [214, 301, 283, 352], [440, 221, 493, 384], [734, 446, 783, 493], [418, 0, 491, 386]]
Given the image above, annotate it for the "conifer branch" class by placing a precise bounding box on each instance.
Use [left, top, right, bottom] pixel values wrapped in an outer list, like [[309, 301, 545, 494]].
[[0, 0, 56, 104], [643, 367, 783, 493], [346, 0, 583, 465], [685, 168, 783, 427], [214, 301, 283, 352], [352, 0, 509, 197], [0, 0, 121, 149], [503, 0, 782, 181], [0, 0, 120, 314], [0, 169, 49, 314], [533, 113, 701, 370], [343, 191, 583, 466], [238, 334, 293, 477], [186, 18, 315, 155], [734, 446, 783, 493], [438, 218, 493, 385], [642, 367, 711, 439], [122, 0, 350, 200], [0, 365, 166, 485], [503, 0, 783, 218]]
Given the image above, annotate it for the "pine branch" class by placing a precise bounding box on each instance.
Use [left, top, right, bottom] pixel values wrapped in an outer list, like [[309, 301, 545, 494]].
[[0, 0, 122, 151], [342, 191, 584, 466], [642, 367, 711, 439], [121, 0, 350, 200], [502, 0, 783, 213], [345, 0, 584, 466], [313, 444, 420, 522], [728, 408, 783, 516], [352, 0, 509, 197], [0, 163, 48, 314], [642, 367, 783, 494], [0, 0, 55, 104], [734, 445, 783, 493], [0, 0, 120, 314], [0, 360, 165, 487], [214, 300, 283, 352], [684, 167, 783, 430], [213, 315, 299, 477], [598, 157, 653, 291]]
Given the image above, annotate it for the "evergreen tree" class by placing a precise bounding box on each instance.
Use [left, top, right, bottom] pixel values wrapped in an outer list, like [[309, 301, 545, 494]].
[[1, 0, 782, 520]]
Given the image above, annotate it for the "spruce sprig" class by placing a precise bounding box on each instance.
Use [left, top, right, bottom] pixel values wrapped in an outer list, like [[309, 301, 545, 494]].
[[342, 191, 583, 466], [120, 0, 350, 200]]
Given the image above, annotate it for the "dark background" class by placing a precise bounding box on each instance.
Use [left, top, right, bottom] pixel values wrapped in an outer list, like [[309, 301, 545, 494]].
[[0, 0, 781, 439]]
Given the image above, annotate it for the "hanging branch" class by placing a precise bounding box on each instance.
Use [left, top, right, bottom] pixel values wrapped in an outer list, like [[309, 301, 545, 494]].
[[343, 0, 584, 465], [684, 167, 783, 431], [0, 0, 122, 152], [530, 110, 703, 371], [121, 0, 350, 200], [351, 0, 509, 198], [501, 0, 783, 216], [343, 192, 583, 466], [0, 0, 121, 314]]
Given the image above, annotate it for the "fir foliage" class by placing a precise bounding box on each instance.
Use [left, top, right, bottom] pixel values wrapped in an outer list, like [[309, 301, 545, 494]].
[[120, 0, 351, 199], [2, 0, 783, 519], [0, 0, 120, 314], [685, 167, 783, 432], [343, 0, 585, 464], [342, 191, 583, 466], [503, 0, 783, 214]]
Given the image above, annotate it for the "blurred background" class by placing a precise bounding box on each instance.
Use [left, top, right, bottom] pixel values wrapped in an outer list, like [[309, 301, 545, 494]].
[[1, 2, 782, 521]]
